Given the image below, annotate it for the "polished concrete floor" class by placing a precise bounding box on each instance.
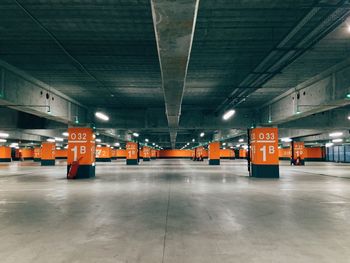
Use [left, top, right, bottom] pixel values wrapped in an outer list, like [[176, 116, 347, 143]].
[[0, 159, 350, 263]]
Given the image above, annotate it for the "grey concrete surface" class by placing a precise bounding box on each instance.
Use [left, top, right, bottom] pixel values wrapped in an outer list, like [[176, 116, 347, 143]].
[[0, 159, 350, 263]]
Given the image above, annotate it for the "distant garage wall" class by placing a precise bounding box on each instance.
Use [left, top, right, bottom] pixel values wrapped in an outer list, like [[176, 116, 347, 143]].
[[56, 149, 67, 159], [279, 147, 326, 161], [159, 150, 193, 158], [327, 145, 350, 163]]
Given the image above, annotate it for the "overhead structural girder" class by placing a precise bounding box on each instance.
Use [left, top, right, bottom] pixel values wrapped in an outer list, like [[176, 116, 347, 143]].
[[0, 59, 87, 125], [259, 57, 350, 125], [151, 0, 200, 148], [215, 1, 350, 114]]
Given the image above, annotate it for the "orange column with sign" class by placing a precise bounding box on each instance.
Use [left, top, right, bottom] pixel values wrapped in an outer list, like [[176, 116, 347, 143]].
[[208, 142, 220, 165], [291, 141, 305, 165], [0, 146, 11, 162], [96, 146, 112, 162], [250, 128, 279, 178], [34, 147, 41, 162], [41, 142, 56, 166], [126, 142, 138, 165], [143, 146, 151, 161], [151, 149, 156, 160], [111, 148, 117, 160], [67, 127, 95, 179]]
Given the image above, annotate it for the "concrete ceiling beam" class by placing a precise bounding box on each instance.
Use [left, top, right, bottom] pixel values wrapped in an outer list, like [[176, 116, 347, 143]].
[[151, 0, 199, 148]]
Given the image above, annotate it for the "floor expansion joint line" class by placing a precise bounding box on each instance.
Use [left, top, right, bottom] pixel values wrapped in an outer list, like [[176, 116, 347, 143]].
[[292, 170, 350, 180], [161, 180, 171, 263]]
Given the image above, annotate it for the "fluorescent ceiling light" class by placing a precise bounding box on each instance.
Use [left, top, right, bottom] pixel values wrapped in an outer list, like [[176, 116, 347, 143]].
[[325, 143, 334, 147], [281, 137, 292, 143], [200, 132, 205, 137], [54, 137, 64, 142], [0, 133, 9, 138], [332, 138, 343, 143], [96, 138, 101, 143], [223, 109, 235, 120], [0, 139, 7, 143], [47, 138, 55, 142], [95, 112, 109, 121], [145, 138, 149, 142], [62, 132, 69, 137], [133, 132, 139, 137], [329, 132, 343, 137], [222, 142, 226, 146], [239, 139, 244, 142], [115, 142, 120, 147]]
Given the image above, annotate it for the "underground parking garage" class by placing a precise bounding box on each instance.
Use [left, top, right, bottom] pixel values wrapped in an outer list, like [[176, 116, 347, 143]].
[[1, 0, 350, 262]]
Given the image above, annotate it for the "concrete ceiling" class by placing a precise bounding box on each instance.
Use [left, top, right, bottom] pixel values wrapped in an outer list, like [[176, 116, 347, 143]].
[[0, 0, 350, 148]]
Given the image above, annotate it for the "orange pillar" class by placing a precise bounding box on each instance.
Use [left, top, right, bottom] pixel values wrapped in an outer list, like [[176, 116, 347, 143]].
[[41, 142, 55, 166], [126, 142, 138, 165], [208, 142, 220, 165], [250, 128, 279, 178], [291, 141, 305, 165], [151, 148, 156, 160], [96, 146, 112, 162], [143, 146, 151, 161], [0, 146, 11, 162], [67, 127, 95, 179], [34, 147, 41, 162]]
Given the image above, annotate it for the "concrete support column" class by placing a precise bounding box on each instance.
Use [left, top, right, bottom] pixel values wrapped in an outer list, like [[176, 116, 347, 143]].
[[0, 146, 11, 162], [143, 146, 151, 161], [33, 147, 41, 162], [250, 128, 279, 178], [41, 142, 55, 166], [126, 142, 138, 165], [208, 142, 220, 165], [67, 127, 95, 179], [96, 146, 112, 162], [291, 141, 305, 165], [151, 149, 156, 160]]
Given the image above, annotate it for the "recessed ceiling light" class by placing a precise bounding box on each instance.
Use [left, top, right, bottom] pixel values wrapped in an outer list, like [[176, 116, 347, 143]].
[[329, 132, 343, 137], [0, 133, 9, 138], [223, 109, 235, 120], [332, 138, 343, 143], [95, 112, 109, 121]]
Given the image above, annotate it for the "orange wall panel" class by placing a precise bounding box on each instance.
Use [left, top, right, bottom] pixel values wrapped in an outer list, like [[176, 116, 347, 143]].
[[220, 149, 235, 158], [159, 150, 192, 158], [55, 149, 67, 158]]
